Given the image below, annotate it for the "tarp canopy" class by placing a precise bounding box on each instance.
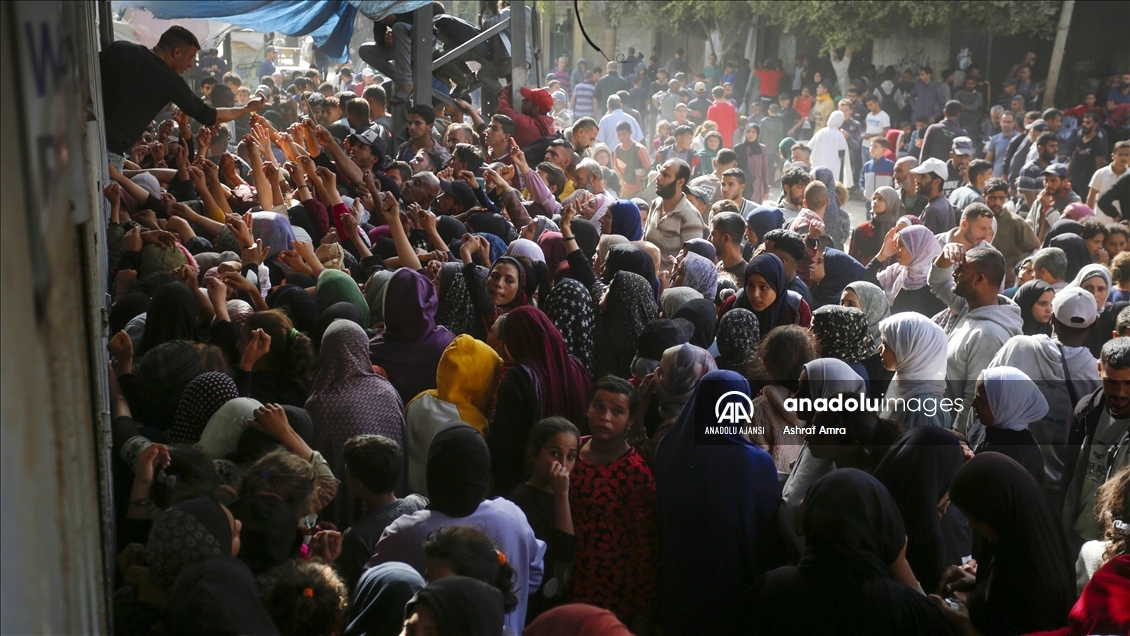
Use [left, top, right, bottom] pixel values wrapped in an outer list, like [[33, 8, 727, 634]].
[[117, 1, 432, 62]]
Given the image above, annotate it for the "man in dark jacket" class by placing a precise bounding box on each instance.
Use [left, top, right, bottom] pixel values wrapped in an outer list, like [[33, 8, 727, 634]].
[[1060, 337, 1130, 557], [919, 100, 968, 163]]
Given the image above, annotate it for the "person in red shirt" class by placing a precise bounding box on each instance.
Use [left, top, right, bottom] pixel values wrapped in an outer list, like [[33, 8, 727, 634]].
[[497, 85, 556, 149], [754, 58, 786, 109], [707, 86, 738, 149]]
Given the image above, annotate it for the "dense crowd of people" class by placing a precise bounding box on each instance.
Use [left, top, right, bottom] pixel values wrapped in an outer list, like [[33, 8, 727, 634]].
[[96, 14, 1130, 636]]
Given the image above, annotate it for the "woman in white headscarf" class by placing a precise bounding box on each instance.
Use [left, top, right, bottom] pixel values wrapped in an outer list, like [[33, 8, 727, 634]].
[[808, 110, 849, 183], [971, 366, 1049, 485], [779, 358, 868, 556], [877, 312, 950, 429], [1067, 263, 1115, 358]]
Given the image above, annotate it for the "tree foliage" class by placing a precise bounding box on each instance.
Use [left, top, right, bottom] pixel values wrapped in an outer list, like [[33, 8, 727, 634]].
[[749, 1, 1062, 52], [608, 0, 754, 57]]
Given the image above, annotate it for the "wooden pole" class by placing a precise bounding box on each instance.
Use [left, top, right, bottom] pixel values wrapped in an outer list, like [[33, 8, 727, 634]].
[[1043, 0, 1074, 111]]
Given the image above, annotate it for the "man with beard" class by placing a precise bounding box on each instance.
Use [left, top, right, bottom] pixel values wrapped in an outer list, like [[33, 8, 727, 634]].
[[1027, 163, 1082, 241], [1069, 112, 1110, 198], [1019, 131, 1061, 208], [894, 156, 927, 216], [646, 159, 705, 265], [932, 245, 1022, 445], [910, 157, 955, 234], [983, 177, 1040, 285], [943, 136, 974, 199], [777, 166, 811, 221]]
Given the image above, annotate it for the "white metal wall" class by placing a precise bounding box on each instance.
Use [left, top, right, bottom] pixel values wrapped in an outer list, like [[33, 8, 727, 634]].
[[1, 1, 110, 633]]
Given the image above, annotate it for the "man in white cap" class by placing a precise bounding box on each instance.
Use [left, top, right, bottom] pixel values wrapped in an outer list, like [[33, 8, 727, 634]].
[[986, 286, 1100, 499], [943, 136, 974, 198], [688, 82, 712, 124], [911, 157, 956, 233]]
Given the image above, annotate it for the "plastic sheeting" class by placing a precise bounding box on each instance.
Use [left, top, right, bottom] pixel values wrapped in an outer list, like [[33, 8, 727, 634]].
[[117, 1, 356, 61]]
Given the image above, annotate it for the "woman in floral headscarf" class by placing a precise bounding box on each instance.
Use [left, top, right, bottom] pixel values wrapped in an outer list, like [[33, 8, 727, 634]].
[[811, 305, 875, 390]]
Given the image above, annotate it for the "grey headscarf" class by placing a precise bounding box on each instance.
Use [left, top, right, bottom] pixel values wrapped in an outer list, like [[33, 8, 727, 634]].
[[844, 281, 889, 358]]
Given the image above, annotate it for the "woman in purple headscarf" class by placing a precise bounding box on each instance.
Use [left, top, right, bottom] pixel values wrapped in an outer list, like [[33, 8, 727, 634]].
[[369, 268, 457, 404], [864, 224, 947, 316]]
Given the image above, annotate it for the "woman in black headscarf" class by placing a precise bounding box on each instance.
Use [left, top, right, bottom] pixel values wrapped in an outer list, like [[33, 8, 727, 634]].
[[140, 282, 199, 355], [165, 556, 278, 636], [401, 576, 505, 636], [110, 291, 151, 335], [268, 284, 320, 335], [344, 563, 425, 636], [945, 452, 1074, 635], [594, 271, 659, 378], [1048, 233, 1093, 282], [873, 427, 968, 596], [1012, 280, 1054, 336], [674, 297, 718, 349], [736, 469, 954, 635], [603, 243, 661, 302], [1042, 219, 1086, 247]]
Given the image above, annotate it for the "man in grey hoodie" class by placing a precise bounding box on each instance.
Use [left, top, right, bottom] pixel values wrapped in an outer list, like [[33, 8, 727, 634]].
[[933, 245, 1023, 445], [986, 287, 1101, 500]]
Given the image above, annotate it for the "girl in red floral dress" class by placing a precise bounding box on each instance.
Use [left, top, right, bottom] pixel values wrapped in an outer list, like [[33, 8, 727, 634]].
[[569, 375, 659, 630]]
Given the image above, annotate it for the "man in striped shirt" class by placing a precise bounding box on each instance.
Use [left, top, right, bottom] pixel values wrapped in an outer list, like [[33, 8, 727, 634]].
[[571, 71, 597, 121]]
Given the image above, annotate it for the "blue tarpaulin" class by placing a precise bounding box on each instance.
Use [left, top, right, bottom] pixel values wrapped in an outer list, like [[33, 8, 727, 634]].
[[119, 1, 431, 62]]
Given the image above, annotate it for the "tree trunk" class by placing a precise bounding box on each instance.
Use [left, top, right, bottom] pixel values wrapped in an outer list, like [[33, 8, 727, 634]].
[[1043, 0, 1074, 110], [829, 44, 854, 98]]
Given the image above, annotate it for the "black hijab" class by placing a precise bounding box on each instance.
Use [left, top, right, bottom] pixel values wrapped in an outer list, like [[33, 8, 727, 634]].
[[436, 214, 469, 244], [674, 298, 718, 349], [571, 219, 600, 259], [345, 563, 425, 636], [427, 425, 490, 517], [1047, 233, 1092, 282], [464, 211, 512, 242], [404, 576, 505, 636], [949, 452, 1074, 636], [1041, 219, 1086, 247], [269, 284, 320, 335], [166, 556, 280, 636], [314, 302, 366, 349], [234, 405, 316, 465], [140, 282, 198, 355], [872, 427, 965, 594], [798, 468, 906, 582], [128, 340, 203, 429], [130, 271, 177, 296], [604, 243, 660, 300], [1013, 280, 1054, 336], [110, 291, 151, 334], [227, 494, 300, 575]]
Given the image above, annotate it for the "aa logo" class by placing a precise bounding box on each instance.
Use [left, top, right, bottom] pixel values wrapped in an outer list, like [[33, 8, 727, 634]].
[[715, 391, 755, 425]]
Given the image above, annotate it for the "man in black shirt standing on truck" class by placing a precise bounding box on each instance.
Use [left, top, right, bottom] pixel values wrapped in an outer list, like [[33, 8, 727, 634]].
[[100, 26, 266, 169]]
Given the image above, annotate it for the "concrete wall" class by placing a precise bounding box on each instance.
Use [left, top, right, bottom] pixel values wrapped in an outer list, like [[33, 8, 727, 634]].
[[872, 27, 952, 73], [1, 1, 110, 633]]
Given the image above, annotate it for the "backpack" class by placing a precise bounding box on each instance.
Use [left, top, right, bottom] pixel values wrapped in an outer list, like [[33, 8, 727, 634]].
[[876, 83, 899, 122]]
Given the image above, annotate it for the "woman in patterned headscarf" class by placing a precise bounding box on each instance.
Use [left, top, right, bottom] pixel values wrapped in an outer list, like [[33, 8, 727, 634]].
[[307, 320, 405, 528], [636, 344, 719, 463], [167, 372, 239, 444], [675, 252, 718, 301], [716, 308, 760, 375], [842, 281, 893, 398], [435, 262, 486, 340], [594, 271, 659, 378], [811, 305, 875, 390], [541, 278, 595, 374]]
